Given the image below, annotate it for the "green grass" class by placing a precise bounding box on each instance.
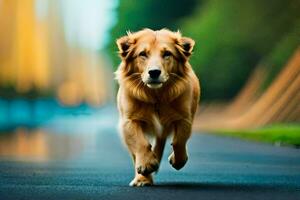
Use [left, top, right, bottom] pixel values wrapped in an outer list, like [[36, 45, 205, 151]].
[[215, 124, 300, 147]]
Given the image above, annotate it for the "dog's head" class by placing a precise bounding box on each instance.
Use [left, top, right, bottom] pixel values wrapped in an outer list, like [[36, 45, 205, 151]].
[[116, 29, 195, 89]]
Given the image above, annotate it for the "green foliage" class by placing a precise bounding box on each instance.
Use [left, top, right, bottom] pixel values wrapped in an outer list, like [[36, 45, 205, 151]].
[[180, 0, 300, 100], [217, 124, 300, 147], [0, 85, 53, 99]]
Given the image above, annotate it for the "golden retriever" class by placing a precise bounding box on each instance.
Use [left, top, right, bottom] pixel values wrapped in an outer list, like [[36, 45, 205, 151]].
[[115, 28, 200, 186]]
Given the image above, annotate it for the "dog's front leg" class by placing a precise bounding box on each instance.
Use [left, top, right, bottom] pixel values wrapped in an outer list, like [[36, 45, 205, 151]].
[[122, 119, 159, 186], [153, 136, 166, 164], [168, 119, 192, 170], [153, 125, 172, 165]]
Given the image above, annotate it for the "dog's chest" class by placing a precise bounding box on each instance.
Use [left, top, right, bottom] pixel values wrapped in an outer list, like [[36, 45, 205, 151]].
[[151, 103, 177, 134], [150, 103, 168, 135], [152, 112, 163, 136], [153, 103, 181, 123], [143, 102, 181, 136]]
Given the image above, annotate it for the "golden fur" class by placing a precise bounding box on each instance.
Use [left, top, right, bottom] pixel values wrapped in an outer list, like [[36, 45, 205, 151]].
[[115, 28, 200, 186]]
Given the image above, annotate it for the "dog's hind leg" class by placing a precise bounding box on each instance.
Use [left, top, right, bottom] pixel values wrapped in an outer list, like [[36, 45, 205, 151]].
[[153, 136, 166, 165]]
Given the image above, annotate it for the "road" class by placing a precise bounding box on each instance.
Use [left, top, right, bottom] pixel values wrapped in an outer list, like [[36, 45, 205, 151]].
[[0, 105, 300, 200]]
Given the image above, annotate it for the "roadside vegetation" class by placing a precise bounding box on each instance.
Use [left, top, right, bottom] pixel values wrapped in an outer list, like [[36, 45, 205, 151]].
[[217, 124, 300, 147]]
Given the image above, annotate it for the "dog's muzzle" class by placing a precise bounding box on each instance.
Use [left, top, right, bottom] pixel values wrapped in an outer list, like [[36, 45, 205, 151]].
[[145, 67, 164, 89]]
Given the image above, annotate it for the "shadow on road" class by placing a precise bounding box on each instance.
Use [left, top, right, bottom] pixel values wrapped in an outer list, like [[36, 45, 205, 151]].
[[154, 182, 298, 191]]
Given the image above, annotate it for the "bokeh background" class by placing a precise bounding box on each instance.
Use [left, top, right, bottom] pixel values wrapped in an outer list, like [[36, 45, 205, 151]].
[[0, 0, 299, 161]]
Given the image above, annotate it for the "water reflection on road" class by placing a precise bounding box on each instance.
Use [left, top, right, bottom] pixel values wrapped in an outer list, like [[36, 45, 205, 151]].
[[0, 128, 86, 161], [0, 104, 119, 162]]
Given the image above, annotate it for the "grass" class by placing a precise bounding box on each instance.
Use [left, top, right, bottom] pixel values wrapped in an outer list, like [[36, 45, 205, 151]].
[[214, 124, 300, 147]]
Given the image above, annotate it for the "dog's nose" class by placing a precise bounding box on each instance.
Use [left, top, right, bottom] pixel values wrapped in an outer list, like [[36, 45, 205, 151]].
[[148, 69, 161, 79]]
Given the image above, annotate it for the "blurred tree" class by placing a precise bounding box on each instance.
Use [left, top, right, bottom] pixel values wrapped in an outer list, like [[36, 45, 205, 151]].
[[0, 0, 112, 105], [108, 0, 198, 68], [0, 0, 18, 99], [0, 0, 51, 98], [262, 19, 300, 89], [181, 0, 300, 100]]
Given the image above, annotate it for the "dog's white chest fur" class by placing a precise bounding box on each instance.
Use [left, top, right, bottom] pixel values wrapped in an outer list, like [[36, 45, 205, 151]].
[[152, 113, 163, 136]]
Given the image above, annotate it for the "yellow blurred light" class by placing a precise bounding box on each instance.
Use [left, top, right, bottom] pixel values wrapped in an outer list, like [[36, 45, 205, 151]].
[[57, 81, 82, 106]]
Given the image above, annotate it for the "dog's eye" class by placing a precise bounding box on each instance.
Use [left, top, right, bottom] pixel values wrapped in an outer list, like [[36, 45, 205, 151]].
[[138, 51, 147, 58], [162, 50, 172, 58]]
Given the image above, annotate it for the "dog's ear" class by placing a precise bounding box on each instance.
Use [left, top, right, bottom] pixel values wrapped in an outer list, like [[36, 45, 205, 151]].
[[116, 33, 135, 59], [175, 35, 195, 60], [179, 37, 195, 56]]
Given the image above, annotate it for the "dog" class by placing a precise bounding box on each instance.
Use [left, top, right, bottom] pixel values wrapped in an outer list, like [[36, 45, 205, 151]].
[[115, 28, 200, 186]]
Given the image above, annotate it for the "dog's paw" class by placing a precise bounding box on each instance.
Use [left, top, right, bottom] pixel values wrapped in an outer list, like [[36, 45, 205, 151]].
[[129, 175, 153, 187], [136, 152, 159, 175], [168, 151, 188, 170]]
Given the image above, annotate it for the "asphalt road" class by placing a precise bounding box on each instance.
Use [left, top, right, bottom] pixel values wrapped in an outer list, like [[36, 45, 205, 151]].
[[0, 106, 300, 200]]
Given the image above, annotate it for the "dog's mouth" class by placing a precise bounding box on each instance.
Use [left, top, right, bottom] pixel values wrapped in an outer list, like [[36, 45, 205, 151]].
[[142, 75, 168, 89], [146, 82, 163, 89], [145, 79, 164, 89]]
